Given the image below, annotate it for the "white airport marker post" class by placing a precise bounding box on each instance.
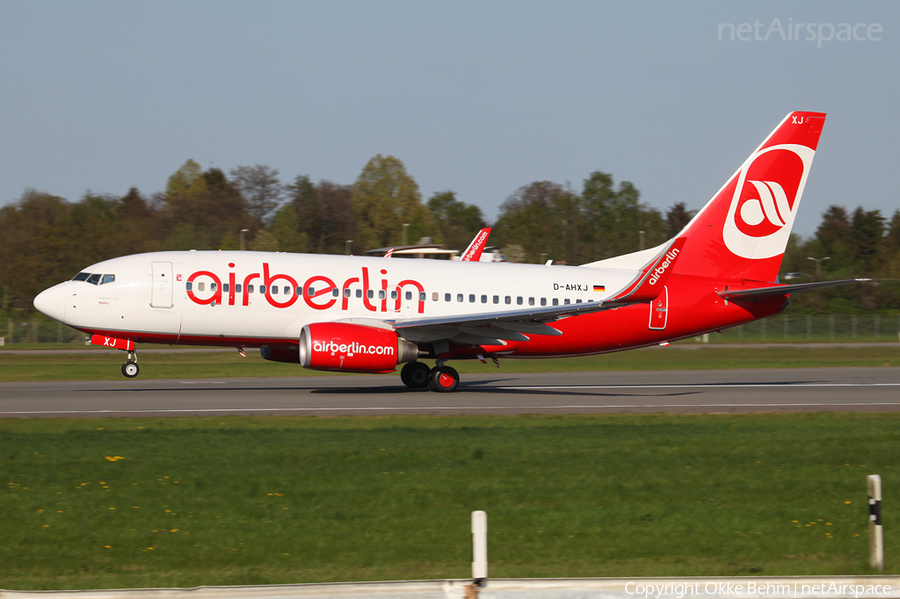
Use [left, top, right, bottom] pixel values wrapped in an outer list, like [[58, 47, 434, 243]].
[[868, 474, 883, 571], [472, 510, 488, 583]]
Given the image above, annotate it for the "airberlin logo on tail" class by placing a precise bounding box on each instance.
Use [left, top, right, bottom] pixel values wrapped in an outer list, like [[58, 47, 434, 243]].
[[723, 143, 816, 260], [648, 247, 681, 286], [743, 180, 791, 227], [734, 151, 803, 238]]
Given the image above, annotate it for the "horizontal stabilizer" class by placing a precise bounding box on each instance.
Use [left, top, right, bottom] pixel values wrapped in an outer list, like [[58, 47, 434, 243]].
[[718, 278, 871, 301]]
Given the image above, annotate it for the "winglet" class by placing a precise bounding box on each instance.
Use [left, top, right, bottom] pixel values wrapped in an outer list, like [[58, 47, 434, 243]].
[[460, 228, 492, 262]]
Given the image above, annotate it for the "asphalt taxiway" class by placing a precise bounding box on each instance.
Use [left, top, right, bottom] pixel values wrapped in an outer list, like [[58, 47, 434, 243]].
[[0, 367, 898, 418]]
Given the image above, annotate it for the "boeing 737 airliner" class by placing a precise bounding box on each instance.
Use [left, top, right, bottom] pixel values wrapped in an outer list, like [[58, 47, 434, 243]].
[[33, 112, 864, 391]]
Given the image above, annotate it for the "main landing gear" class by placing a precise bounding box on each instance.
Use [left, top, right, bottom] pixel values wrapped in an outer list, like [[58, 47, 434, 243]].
[[400, 361, 460, 393], [121, 350, 139, 379]]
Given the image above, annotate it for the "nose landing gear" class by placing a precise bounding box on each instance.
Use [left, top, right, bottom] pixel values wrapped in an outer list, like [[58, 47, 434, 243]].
[[87, 335, 140, 378], [121, 350, 139, 378]]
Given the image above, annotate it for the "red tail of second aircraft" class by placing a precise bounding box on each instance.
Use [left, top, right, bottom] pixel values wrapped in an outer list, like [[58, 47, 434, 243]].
[[671, 111, 826, 283], [460, 228, 492, 262]]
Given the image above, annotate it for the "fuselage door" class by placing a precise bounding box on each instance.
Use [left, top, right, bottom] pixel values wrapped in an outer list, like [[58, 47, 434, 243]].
[[648, 285, 668, 330], [151, 261, 174, 308]]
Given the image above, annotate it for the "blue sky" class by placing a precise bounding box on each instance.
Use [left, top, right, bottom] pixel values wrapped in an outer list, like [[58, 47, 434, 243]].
[[1, 0, 897, 238]]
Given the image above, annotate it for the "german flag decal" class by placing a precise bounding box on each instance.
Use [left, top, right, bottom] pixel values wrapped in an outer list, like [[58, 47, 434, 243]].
[[593, 284, 605, 292]]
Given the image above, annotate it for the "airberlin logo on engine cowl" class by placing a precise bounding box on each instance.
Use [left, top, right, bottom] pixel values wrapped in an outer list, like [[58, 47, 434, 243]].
[[186, 263, 426, 313], [313, 341, 395, 357], [723, 143, 816, 260]]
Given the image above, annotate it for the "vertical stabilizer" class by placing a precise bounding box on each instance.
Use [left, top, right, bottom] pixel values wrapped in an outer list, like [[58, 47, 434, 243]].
[[673, 112, 826, 282]]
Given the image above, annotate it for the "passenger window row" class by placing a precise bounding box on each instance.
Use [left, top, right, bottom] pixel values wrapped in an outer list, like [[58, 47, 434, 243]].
[[184, 281, 586, 307], [437, 292, 580, 306]]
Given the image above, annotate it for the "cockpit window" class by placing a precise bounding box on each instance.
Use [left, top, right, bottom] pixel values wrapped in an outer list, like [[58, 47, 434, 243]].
[[72, 272, 115, 285]]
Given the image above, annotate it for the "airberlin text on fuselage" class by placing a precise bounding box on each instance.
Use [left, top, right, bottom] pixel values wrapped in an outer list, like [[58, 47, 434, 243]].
[[186, 263, 426, 313]]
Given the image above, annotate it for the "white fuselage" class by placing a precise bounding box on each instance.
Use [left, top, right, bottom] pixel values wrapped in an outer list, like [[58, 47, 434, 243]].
[[36, 250, 640, 348]]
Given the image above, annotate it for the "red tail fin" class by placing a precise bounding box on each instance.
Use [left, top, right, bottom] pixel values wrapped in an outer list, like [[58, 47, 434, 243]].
[[460, 228, 492, 262], [674, 112, 826, 282]]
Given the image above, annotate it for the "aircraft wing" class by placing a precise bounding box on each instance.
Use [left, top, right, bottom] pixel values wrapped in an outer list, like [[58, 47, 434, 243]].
[[718, 278, 871, 301], [388, 297, 642, 345]]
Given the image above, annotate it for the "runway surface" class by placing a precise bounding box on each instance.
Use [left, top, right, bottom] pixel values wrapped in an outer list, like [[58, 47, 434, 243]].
[[1, 367, 898, 418]]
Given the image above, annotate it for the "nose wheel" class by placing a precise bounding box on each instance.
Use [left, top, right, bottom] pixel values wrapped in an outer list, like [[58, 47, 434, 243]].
[[121, 350, 139, 378]]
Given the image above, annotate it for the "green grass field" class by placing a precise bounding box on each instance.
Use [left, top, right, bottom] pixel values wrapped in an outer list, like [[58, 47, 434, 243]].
[[1, 344, 899, 382], [2, 413, 898, 589]]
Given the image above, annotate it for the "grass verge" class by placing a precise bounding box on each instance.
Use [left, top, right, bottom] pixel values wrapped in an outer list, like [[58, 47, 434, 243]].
[[1, 413, 898, 589], [1, 345, 899, 382]]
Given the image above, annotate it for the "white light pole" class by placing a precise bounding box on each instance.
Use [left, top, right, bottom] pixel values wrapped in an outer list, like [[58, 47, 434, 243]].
[[807, 256, 830, 277]]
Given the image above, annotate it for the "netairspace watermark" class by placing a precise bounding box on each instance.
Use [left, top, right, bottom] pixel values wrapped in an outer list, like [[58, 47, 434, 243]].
[[625, 581, 893, 599], [718, 18, 882, 47]]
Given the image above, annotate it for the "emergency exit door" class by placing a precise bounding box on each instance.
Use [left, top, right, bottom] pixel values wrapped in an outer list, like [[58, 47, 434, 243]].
[[150, 261, 173, 308]]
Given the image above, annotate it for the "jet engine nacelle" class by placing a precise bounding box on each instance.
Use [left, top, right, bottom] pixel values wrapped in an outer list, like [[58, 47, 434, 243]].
[[299, 322, 419, 373]]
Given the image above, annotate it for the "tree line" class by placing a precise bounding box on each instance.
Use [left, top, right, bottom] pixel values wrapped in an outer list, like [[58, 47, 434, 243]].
[[1, 155, 898, 317]]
